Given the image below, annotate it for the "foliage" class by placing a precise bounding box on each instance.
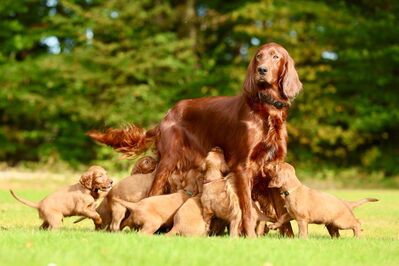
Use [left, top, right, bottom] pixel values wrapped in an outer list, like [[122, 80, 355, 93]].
[[0, 0, 398, 177]]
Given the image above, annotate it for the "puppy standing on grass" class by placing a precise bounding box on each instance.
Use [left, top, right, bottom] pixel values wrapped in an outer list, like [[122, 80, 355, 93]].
[[201, 147, 275, 237], [10, 166, 113, 230], [114, 188, 192, 235], [267, 162, 378, 238], [74, 156, 158, 231], [165, 195, 207, 237]]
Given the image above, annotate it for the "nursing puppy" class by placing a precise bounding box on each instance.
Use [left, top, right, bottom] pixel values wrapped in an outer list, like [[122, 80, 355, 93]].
[[10, 166, 113, 230], [114, 189, 191, 235], [201, 147, 275, 237], [130, 156, 158, 175], [165, 195, 206, 237], [267, 162, 378, 238]]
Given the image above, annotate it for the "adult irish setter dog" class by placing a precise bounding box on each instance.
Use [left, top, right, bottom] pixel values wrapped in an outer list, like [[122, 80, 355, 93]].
[[88, 43, 302, 236]]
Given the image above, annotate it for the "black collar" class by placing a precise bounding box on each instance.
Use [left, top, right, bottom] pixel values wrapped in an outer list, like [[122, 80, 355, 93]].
[[257, 92, 290, 109]]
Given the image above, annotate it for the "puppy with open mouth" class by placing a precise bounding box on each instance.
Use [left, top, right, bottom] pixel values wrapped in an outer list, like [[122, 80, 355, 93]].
[[10, 165, 113, 230]]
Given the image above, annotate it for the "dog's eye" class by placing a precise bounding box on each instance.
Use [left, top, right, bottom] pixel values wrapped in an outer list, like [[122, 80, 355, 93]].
[[273, 55, 279, 59], [256, 54, 262, 60]]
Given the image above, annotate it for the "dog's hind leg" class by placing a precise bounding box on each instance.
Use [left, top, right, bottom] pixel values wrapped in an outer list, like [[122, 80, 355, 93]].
[[326, 224, 340, 238]]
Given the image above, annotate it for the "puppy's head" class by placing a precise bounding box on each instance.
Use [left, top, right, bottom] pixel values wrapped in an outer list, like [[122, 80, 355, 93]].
[[131, 156, 157, 175], [201, 147, 230, 175], [80, 165, 113, 194], [267, 162, 296, 188]]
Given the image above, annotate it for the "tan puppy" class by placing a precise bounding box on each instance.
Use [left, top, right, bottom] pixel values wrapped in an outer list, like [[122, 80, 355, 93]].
[[201, 147, 274, 237], [81, 158, 201, 231], [10, 166, 112, 230], [130, 156, 158, 175], [98, 172, 155, 231], [267, 162, 378, 238], [75, 156, 158, 230], [165, 195, 206, 237], [114, 190, 191, 234]]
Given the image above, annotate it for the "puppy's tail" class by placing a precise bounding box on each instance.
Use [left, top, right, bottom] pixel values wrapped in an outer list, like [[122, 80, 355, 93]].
[[87, 124, 159, 158], [347, 198, 379, 209], [113, 197, 138, 211], [9, 189, 39, 209]]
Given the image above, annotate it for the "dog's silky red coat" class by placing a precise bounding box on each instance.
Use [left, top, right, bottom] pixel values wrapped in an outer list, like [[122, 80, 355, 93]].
[[88, 43, 302, 236]]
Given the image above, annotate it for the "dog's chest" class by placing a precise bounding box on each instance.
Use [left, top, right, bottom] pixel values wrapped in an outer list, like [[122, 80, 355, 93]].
[[249, 114, 287, 166]]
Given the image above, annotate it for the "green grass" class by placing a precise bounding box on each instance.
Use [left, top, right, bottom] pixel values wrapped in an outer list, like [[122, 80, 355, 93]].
[[1, 176, 398, 266]]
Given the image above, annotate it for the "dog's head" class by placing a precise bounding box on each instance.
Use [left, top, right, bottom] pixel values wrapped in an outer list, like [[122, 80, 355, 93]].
[[80, 166, 113, 196], [266, 162, 296, 189], [200, 147, 230, 175], [243, 42, 302, 103], [131, 156, 157, 175]]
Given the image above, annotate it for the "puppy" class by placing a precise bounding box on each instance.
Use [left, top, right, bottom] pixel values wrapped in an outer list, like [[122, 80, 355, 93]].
[[10, 166, 112, 230], [267, 162, 378, 238], [201, 147, 274, 237], [74, 156, 158, 230], [130, 156, 158, 175], [165, 195, 206, 237], [114, 190, 191, 234]]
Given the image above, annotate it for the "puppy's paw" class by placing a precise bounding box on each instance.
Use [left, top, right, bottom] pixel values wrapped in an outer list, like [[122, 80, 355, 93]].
[[267, 223, 280, 230], [94, 217, 103, 225]]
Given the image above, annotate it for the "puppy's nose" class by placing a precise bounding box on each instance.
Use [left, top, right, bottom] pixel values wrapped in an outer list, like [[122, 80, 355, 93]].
[[257, 66, 268, 75]]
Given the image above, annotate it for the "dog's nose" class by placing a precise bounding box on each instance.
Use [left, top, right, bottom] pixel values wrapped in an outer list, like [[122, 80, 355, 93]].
[[257, 66, 268, 75]]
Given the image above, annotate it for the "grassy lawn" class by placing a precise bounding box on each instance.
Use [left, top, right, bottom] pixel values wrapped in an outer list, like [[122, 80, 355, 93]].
[[0, 174, 398, 266]]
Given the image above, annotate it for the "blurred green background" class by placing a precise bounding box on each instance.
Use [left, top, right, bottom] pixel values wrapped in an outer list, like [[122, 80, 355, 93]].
[[0, 0, 398, 185]]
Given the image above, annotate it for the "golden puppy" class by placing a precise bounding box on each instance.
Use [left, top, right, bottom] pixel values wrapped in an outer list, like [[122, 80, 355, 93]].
[[74, 156, 158, 231], [130, 156, 158, 175], [201, 147, 274, 237], [10, 166, 112, 230], [114, 190, 191, 234], [267, 162, 378, 238], [165, 195, 206, 237]]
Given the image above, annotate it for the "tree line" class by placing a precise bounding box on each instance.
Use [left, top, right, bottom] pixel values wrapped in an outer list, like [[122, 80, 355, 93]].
[[0, 0, 398, 177]]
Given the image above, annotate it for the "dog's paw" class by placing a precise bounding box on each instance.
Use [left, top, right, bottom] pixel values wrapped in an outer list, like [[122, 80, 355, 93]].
[[267, 223, 280, 230]]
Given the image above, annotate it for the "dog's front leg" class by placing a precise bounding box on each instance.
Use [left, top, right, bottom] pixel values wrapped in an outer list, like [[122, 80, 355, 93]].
[[148, 159, 175, 196], [297, 220, 308, 239], [235, 165, 256, 237]]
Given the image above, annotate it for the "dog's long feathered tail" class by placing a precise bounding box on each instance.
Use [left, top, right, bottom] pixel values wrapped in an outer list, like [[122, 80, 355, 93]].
[[87, 124, 159, 158], [10, 189, 39, 209], [347, 198, 378, 209]]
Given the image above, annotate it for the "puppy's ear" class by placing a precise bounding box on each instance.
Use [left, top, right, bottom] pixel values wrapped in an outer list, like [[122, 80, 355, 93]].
[[220, 161, 230, 175], [280, 54, 302, 100], [199, 162, 206, 172], [267, 176, 283, 188], [80, 171, 93, 190], [267, 163, 283, 188]]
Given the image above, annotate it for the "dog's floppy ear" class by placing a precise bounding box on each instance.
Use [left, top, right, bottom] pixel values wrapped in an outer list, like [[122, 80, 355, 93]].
[[80, 170, 93, 190], [280, 53, 302, 100]]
